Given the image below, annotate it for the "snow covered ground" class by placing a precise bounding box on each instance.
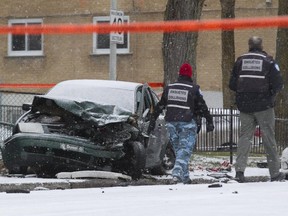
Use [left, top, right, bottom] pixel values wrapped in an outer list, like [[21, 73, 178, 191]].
[[0, 154, 287, 216], [0, 176, 287, 216]]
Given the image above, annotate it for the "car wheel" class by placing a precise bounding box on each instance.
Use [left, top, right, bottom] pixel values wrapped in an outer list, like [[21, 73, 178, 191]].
[[33, 165, 58, 178], [9, 166, 28, 175], [150, 141, 176, 175], [124, 141, 146, 180]]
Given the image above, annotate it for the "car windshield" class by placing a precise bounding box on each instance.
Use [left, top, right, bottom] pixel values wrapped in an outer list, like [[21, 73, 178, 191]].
[[46, 82, 135, 112]]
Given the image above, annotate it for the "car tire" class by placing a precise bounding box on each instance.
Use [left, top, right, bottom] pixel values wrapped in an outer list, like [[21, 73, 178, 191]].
[[150, 141, 175, 175], [9, 166, 28, 175], [125, 141, 146, 180], [33, 165, 58, 178]]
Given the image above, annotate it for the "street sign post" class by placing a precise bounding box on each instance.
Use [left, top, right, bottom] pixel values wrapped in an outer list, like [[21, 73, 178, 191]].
[[110, 10, 124, 44], [109, 0, 122, 81]]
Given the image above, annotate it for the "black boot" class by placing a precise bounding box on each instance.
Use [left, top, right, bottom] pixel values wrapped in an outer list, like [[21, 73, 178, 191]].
[[235, 171, 245, 183]]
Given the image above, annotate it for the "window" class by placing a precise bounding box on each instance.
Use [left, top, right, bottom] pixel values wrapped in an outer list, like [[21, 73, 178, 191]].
[[93, 16, 130, 55], [8, 19, 43, 57]]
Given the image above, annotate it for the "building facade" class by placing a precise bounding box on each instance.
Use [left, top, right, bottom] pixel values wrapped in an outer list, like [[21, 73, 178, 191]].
[[0, 0, 279, 107]]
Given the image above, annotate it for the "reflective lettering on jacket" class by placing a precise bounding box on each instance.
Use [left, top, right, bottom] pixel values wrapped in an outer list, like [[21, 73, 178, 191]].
[[164, 82, 195, 122], [237, 53, 270, 93], [168, 89, 188, 102], [241, 59, 263, 72]]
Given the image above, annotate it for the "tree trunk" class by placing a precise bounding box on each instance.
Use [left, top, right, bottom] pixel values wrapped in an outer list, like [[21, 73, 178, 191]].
[[162, 0, 205, 87], [275, 0, 288, 117], [220, 0, 235, 108], [275, 0, 288, 149]]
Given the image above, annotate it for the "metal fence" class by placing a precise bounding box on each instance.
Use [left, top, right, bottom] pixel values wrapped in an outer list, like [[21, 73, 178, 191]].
[[0, 91, 288, 154], [196, 108, 263, 153], [196, 108, 288, 154], [0, 91, 36, 142]]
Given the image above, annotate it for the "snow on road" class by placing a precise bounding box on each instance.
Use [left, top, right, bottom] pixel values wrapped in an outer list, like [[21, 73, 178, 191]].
[[0, 180, 287, 216], [0, 154, 286, 216]]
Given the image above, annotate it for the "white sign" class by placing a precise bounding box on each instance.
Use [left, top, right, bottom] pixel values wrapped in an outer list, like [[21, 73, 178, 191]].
[[110, 10, 124, 44], [242, 59, 263, 71]]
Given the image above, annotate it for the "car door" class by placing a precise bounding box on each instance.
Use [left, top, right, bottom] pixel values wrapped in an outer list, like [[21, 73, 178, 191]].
[[143, 86, 169, 169]]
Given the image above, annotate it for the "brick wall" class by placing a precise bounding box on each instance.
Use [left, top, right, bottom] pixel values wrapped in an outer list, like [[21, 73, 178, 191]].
[[0, 0, 280, 95], [197, 0, 278, 91]]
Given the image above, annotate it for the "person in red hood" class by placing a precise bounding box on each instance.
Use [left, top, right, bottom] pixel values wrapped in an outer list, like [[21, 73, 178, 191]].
[[148, 63, 214, 184]]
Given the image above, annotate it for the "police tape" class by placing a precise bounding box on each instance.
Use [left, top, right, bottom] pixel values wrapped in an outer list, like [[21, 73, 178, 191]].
[[1, 15, 288, 90], [0, 83, 55, 89], [0, 15, 288, 35], [0, 83, 163, 89]]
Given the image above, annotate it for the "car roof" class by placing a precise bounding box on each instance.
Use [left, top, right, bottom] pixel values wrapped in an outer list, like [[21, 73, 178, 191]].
[[46, 79, 145, 113], [56, 79, 143, 91]]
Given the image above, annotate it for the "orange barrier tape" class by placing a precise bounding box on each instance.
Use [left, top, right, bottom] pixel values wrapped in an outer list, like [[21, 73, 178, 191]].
[[1, 16, 286, 90], [148, 82, 164, 88], [0, 83, 55, 89], [0, 83, 163, 89], [1, 16, 288, 35]]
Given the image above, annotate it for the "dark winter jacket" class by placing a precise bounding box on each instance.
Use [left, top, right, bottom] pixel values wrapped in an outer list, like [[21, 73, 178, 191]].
[[229, 50, 283, 113], [151, 76, 213, 124]]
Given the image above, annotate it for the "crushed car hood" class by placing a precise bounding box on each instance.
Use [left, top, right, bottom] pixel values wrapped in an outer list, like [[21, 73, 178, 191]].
[[31, 95, 133, 126]]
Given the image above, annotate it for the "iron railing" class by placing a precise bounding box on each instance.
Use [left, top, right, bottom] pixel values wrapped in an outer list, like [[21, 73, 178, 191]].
[[196, 107, 288, 155]]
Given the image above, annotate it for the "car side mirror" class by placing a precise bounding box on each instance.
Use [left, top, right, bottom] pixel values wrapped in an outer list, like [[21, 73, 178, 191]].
[[22, 103, 32, 111]]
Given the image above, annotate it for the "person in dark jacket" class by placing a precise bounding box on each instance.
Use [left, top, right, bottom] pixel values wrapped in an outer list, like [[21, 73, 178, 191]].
[[148, 63, 214, 184], [229, 36, 285, 182]]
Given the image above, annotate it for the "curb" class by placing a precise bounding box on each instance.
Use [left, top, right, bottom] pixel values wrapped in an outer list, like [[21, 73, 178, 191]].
[[0, 175, 272, 193]]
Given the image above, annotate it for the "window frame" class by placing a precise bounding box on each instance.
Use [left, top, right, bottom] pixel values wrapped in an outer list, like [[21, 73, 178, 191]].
[[8, 18, 44, 57], [92, 16, 130, 55]]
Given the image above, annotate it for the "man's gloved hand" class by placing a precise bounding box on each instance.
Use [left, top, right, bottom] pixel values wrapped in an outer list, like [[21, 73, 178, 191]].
[[194, 115, 202, 134], [206, 122, 214, 132], [147, 118, 156, 135]]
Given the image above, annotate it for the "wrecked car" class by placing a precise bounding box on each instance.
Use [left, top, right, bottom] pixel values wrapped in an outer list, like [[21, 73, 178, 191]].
[[1, 79, 175, 179]]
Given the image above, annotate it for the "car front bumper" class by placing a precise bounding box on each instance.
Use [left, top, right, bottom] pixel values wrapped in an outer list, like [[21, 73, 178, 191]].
[[1, 132, 125, 174]]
